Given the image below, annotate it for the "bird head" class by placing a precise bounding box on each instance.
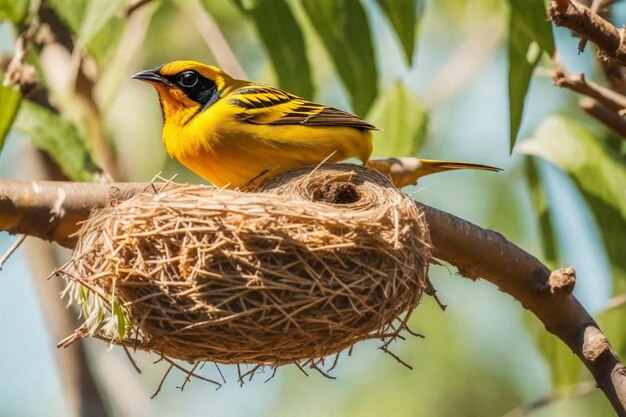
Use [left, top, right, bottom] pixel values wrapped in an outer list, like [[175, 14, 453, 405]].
[[132, 60, 231, 123]]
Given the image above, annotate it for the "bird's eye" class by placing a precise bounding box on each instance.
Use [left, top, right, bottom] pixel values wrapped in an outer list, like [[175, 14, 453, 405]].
[[178, 71, 198, 88]]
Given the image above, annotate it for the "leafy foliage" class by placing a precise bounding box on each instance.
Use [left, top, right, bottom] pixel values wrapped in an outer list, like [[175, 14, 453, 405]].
[[46, 0, 125, 63], [84, 15, 126, 64], [508, 0, 554, 56], [14, 102, 101, 181], [45, 0, 87, 34], [302, 0, 378, 116], [374, 0, 421, 65], [519, 116, 626, 280], [0, 83, 21, 154], [78, 0, 125, 45], [369, 82, 428, 157], [0, 0, 28, 22], [507, 0, 554, 151], [233, 0, 314, 99]]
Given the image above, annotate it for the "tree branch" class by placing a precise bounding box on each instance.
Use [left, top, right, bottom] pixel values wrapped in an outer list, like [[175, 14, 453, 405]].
[[1, 177, 625, 414], [551, 1, 626, 137], [552, 67, 626, 138], [580, 97, 626, 137], [553, 68, 626, 113], [422, 205, 626, 416], [550, 0, 626, 65], [577, 0, 614, 52], [578, 0, 626, 93], [0, 180, 147, 247], [0, 157, 465, 247]]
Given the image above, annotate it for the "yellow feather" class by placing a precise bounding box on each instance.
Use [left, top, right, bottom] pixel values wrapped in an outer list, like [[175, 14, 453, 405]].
[[136, 60, 496, 189]]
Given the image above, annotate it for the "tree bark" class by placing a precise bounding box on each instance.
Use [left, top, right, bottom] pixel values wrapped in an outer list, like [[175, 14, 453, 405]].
[[551, 0, 626, 66]]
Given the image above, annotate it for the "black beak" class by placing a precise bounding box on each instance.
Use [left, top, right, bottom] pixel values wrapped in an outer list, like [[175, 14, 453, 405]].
[[132, 69, 168, 84]]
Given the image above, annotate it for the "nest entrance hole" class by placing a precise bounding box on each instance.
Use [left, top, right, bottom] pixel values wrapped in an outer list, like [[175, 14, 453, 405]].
[[311, 181, 361, 204]]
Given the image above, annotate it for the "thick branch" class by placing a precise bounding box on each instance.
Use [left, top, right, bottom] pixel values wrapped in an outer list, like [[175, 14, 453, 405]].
[[582, 0, 626, 93], [0, 181, 147, 247], [0, 157, 454, 246], [1, 178, 625, 414], [577, 0, 613, 52], [550, 0, 626, 65]]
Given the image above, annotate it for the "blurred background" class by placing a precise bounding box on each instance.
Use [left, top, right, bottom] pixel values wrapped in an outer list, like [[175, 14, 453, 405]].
[[0, 0, 624, 416]]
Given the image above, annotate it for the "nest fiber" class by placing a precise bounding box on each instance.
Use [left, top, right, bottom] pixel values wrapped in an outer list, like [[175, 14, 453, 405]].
[[57, 164, 431, 367]]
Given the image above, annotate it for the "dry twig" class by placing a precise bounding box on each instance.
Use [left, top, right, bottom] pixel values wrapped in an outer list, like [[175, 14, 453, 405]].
[[552, 56, 626, 138], [580, 97, 626, 137], [553, 68, 626, 113]]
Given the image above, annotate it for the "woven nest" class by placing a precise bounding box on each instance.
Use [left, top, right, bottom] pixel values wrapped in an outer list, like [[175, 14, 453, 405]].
[[56, 164, 431, 376]]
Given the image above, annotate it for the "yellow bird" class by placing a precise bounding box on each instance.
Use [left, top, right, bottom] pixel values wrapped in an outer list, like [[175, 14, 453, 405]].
[[133, 60, 498, 189]]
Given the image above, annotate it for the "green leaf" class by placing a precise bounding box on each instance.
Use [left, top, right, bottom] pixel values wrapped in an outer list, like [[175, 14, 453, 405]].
[[233, 0, 314, 98], [46, 0, 125, 62], [525, 157, 558, 267], [14, 101, 101, 181], [507, 8, 542, 153], [369, 82, 428, 157], [508, 0, 554, 56], [46, 0, 87, 34], [302, 0, 378, 116], [79, 284, 90, 318], [374, 0, 421, 65], [86, 15, 126, 64], [506, 0, 554, 151], [0, 82, 22, 154], [519, 115, 626, 280], [78, 0, 125, 44], [0, 0, 29, 22], [112, 299, 126, 339]]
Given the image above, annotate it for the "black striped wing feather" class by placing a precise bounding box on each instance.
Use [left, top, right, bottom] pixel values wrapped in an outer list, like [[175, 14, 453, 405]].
[[229, 85, 376, 130]]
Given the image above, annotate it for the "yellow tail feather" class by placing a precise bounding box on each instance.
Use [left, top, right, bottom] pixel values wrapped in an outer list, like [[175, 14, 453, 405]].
[[416, 159, 502, 178], [365, 157, 501, 188]]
